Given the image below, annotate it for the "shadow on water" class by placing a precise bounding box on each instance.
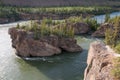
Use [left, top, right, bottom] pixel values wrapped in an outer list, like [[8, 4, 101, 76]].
[[13, 35, 100, 80], [15, 49, 88, 80], [1, 11, 120, 80]]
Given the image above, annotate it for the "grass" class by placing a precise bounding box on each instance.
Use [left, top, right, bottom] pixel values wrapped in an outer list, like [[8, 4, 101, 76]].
[[104, 15, 120, 80], [66, 16, 99, 31], [16, 19, 74, 39], [115, 44, 120, 54], [111, 58, 120, 80], [0, 5, 115, 20], [16, 14, 100, 39], [105, 15, 120, 48]]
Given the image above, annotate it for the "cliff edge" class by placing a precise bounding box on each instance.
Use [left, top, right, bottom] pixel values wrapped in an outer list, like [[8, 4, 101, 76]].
[[84, 41, 115, 80]]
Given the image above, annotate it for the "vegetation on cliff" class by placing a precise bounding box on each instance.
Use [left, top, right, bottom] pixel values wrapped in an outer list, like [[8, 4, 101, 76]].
[[16, 15, 100, 39], [66, 16, 99, 31], [105, 16, 120, 49], [0, 5, 115, 22], [104, 16, 120, 80], [16, 19, 74, 39], [111, 58, 120, 80]]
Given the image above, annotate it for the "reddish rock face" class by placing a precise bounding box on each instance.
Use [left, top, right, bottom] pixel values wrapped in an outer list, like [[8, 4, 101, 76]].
[[84, 41, 114, 80], [9, 27, 82, 57]]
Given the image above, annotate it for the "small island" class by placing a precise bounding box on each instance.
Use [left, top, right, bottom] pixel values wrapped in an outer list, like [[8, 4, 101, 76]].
[[9, 20, 82, 57]]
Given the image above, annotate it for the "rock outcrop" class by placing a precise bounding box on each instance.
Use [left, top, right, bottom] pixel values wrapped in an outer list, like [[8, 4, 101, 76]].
[[70, 22, 90, 34], [84, 41, 115, 80], [9, 27, 82, 57], [92, 23, 114, 37], [55, 22, 90, 35]]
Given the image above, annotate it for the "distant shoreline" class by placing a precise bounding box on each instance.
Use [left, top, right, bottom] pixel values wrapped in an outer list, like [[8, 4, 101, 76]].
[[0, 6, 117, 24]]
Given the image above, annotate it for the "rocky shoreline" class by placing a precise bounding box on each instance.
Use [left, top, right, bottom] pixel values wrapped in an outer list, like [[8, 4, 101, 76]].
[[0, 13, 90, 24]]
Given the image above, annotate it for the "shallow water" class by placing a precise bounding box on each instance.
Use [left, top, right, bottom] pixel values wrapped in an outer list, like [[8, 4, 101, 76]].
[[0, 12, 120, 80], [0, 26, 95, 80], [94, 11, 120, 23]]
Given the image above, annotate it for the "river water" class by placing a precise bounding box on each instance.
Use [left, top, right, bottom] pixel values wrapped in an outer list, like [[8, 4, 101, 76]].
[[0, 12, 120, 80]]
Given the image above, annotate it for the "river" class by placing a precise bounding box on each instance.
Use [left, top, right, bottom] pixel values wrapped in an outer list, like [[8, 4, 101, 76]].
[[0, 12, 120, 80]]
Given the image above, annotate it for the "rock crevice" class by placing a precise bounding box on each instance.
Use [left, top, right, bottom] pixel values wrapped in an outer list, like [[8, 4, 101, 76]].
[[84, 41, 114, 80]]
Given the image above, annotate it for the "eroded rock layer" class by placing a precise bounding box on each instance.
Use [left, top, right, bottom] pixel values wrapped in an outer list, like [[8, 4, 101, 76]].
[[84, 41, 114, 80]]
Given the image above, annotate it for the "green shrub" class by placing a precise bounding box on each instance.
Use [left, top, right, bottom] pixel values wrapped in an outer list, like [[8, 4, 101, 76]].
[[66, 16, 83, 23], [67, 26, 74, 38], [66, 16, 99, 31], [16, 23, 20, 29], [52, 23, 74, 38], [104, 16, 120, 80], [105, 28, 115, 47], [33, 21, 40, 39], [111, 58, 120, 80], [84, 17, 99, 31], [105, 27, 119, 48], [105, 16, 120, 48], [0, 6, 114, 21], [40, 19, 51, 37], [108, 16, 120, 27], [16, 18, 74, 38], [115, 44, 120, 54]]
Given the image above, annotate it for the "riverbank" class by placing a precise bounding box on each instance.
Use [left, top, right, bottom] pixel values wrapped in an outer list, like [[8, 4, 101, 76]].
[[0, 6, 117, 24]]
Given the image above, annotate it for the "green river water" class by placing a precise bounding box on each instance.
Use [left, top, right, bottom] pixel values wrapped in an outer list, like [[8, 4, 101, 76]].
[[0, 12, 120, 80]]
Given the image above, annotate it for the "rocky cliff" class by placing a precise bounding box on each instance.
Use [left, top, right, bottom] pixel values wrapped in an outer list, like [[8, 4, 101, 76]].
[[9, 27, 82, 57], [84, 41, 115, 80], [92, 23, 114, 37]]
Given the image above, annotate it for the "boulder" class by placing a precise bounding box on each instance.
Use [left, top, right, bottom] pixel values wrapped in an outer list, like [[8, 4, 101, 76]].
[[55, 22, 90, 35], [59, 38, 82, 52], [16, 39, 61, 57], [70, 22, 90, 34], [9, 28, 82, 57], [84, 41, 115, 80], [92, 23, 114, 37]]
